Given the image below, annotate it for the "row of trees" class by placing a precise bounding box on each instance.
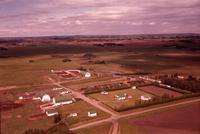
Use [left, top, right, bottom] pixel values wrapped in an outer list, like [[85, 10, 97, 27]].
[[113, 93, 174, 112], [23, 123, 72, 134], [84, 83, 130, 94], [23, 113, 72, 134], [161, 78, 200, 92]]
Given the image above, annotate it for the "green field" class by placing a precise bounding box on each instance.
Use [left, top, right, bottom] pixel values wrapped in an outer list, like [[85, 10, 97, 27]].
[[1, 50, 200, 87], [74, 122, 112, 134], [57, 100, 111, 127], [89, 88, 154, 111], [0, 55, 81, 86], [1, 101, 54, 134]]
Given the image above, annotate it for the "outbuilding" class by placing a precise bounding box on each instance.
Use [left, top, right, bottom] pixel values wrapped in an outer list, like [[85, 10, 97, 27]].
[[41, 94, 51, 102], [68, 113, 78, 117], [45, 109, 58, 117], [88, 111, 97, 117], [140, 95, 151, 101], [85, 72, 91, 78], [53, 95, 75, 106], [115, 93, 127, 101]]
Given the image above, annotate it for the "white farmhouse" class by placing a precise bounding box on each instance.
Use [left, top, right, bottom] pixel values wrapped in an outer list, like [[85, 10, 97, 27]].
[[68, 112, 78, 117], [18, 96, 23, 100], [101, 91, 109, 95], [140, 95, 151, 101], [132, 86, 136, 89], [88, 111, 97, 117], [115, 93, 127, 101]]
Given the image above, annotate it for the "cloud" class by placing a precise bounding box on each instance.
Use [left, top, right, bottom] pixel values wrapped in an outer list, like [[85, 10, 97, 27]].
[[75, 20, 83, 25], [0, 0, 200, 36], [149, 22, 156, 25]]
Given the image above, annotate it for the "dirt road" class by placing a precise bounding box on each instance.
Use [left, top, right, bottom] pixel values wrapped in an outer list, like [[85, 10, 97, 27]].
[[48, 76, 200, 134]]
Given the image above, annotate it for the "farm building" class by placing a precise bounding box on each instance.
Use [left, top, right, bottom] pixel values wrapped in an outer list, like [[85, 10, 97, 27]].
[[18, 96, 23, 100], [140, 95, 152, 101], [132, 86, 136, 89], [40, 103, 54, 111], [60, 90, 71, 95], [101, 91, 109, 95], [52, 87, 63, 91], [53, 95, 75, 106], [45, 109, 58, 117], [68, 112, 78, 117], [41, 94, 51, 102], [85, 72, 91, 78], [115, 93, 127, 100], [178, 75, 184, 79], [88, 111, 97, 117]]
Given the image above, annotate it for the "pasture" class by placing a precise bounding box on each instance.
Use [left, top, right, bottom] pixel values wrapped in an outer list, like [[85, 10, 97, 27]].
[[89, 88, 154, 111], [139, 85, 182, 97], [57, 100, 111, 127]]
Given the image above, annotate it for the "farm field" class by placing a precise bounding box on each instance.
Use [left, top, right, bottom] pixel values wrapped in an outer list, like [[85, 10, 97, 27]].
[[61, 76, 114, 90], [57, 100, 111, 127], [1, 100, 54, 134], [89, 88, 154, 111], [65, 76, 128, 91], [139, 85, 183, 97], [0, 35, 200, 134], [128, 102, 200, 134], [74, 122, 112, 134], [0, 55, 81, 87]]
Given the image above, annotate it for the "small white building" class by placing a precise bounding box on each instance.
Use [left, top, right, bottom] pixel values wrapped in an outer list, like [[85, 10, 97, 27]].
[[101, 91, 109, 95], [88, 111, 97, 117], [68, 113, 78, 117], [140, 95, 151, 101], [52, 87, 63, 91], [85, 72, 91, 78], [115, 93, 127, 101], [132, 86, 136, 89], [45, 109, 58, 117], [60, 91, 71, 95], [32, 97, 41, 101], [53, 95, 75, 106], [128, 95, 133, 99], [41, 94, 51, 102], [18, 96, 23, 100], [178, 76, 184, 79]]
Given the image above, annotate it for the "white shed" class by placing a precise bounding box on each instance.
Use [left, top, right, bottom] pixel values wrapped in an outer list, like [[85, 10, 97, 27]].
[[85, 72, 91, 78], [140, 95, 151, 101], [88, 111, 97, 117]]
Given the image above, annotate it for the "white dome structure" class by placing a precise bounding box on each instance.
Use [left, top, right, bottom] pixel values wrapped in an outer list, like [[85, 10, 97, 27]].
[[41, 94, 51, 102], [85, 72, 91, 78]]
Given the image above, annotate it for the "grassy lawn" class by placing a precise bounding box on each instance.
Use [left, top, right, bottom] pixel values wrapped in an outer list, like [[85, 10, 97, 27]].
[[57, 100, 111, 127], [74, 122, 112, 134], [1, 101, 54, 134], [119, 118, 144, 134], [118, 101, 200, 134], [0, 55, 80, 86], [61, 76, 114, 89], [89, 88, 154, 111]]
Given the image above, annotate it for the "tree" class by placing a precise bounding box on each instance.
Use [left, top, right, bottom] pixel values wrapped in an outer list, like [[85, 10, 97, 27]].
[[46, 123, 73, 134], [62, 59, 71, 62], [54, 113, 62, 124]]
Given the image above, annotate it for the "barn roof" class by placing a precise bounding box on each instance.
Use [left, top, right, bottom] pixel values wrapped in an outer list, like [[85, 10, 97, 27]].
[[53, 95, 74, 103]]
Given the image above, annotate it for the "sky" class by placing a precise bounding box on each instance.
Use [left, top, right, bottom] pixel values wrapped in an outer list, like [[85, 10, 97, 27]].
[[0, 0, 200, 37]]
